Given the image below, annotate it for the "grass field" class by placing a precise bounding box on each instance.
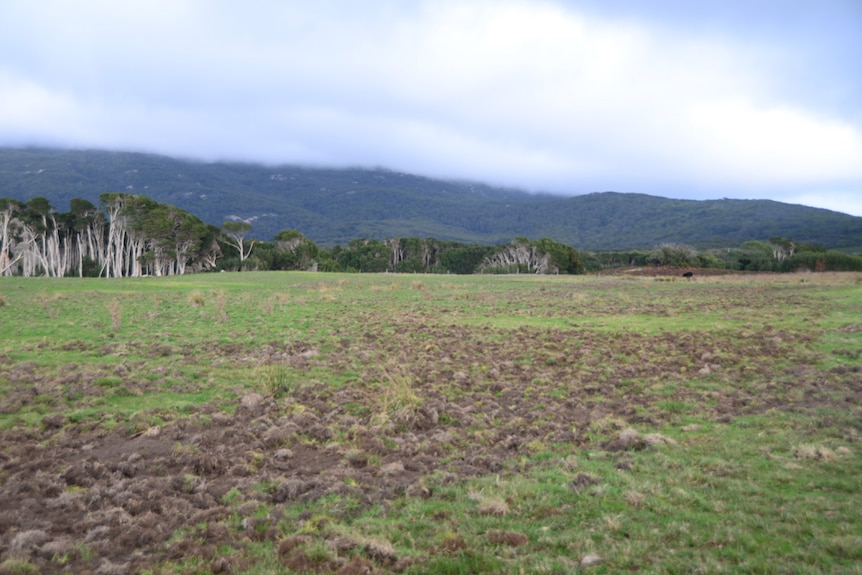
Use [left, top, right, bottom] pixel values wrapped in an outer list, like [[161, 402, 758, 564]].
[[1, 271, 860, 574]]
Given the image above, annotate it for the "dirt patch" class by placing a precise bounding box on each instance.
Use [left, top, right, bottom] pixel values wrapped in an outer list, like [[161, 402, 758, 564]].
[[1, 314, 857, 572]]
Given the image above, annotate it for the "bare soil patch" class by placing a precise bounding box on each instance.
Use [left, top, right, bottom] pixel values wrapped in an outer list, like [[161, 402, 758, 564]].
[[1, 286, 859, 572]]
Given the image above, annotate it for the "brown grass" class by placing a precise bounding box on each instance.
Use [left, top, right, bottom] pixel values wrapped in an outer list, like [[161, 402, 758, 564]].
[[187, 290, 206, 308], [108, 298, 121, 329]]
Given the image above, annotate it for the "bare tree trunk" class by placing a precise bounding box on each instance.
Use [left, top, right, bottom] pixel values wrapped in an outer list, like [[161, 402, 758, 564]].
[[102, 202, 125, 277], [77, 234, 84, 277], [0, 205, 15, 276], [422, 240, 433, 270], [385, 238, 405, 271]]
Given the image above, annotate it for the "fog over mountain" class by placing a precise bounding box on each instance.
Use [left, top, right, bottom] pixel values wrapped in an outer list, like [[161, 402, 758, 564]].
[[2, 148, 861, 251], [1, 1, 860, 216]]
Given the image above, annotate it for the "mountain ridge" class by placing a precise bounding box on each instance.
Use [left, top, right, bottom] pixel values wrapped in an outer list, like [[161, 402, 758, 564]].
[[1, 147, 860, 250]]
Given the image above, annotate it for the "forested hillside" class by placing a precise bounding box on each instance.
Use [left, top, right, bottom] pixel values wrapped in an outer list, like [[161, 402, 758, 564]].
[[2, 147, 861, 250]]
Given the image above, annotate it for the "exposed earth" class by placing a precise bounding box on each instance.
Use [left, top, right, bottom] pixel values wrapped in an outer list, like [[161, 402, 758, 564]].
[[1, 277, 860, 573]]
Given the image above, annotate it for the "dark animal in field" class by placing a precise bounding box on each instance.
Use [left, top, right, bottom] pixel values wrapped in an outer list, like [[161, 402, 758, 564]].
[[682, 271, 694, 279]]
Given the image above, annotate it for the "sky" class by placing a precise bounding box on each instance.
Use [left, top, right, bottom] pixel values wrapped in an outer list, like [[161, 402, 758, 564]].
[[1, 0, 861, 216]]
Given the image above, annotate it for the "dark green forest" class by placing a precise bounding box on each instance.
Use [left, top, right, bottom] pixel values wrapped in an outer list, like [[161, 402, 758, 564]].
[[2, 147, 862, 251], [3, 192, 862, 278]]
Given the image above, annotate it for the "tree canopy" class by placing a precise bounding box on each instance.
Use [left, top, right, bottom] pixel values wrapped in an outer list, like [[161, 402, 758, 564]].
[[2, 194, 861, 277]]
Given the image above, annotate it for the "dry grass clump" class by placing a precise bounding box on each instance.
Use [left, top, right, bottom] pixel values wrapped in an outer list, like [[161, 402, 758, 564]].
[[794, 444, 837, 462], [261, 297, 276, 315], [187, 290, 206, 308], [211, 290, 228, 321], [108, 298, 121, 329], [371, 364, 423, 429], [590, 416, 629, 435], [480, 499, 511, 516], [410, 280, 426, 290], [624, 490, 646, 508], [603, 427, 645, 451], [644, 433, 678, 447], [370, 282, 401, 293], [0, 293, 6, 307], [315, 281, 345, 294], [524, 440, 547, 453], [604, 426, 679, 452], [313, 283, 341, 301], [469, 491, 511, 516], [363, 537, 399, 563]]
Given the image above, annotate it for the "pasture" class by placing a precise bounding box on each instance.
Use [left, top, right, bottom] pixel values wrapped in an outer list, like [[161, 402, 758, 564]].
[[1, 271, 860, 574]]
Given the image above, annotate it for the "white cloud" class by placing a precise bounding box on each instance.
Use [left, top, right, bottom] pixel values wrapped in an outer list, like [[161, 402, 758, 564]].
[[0, 71, 83, 142], [0, 0, 859, 215], [786, 190, 862, 218], [685, 99, 862, 186]]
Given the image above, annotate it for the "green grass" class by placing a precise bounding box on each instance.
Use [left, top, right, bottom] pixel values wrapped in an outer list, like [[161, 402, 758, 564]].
[[1, 271, 861, 573], [325, 412, 860, 574]]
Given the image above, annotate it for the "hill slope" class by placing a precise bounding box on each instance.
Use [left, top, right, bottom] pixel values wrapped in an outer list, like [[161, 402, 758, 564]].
[[2, 147, 861, 250]]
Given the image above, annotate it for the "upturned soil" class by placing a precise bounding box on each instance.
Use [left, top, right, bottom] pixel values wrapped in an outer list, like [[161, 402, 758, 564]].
[[1, 285, 859, 573]]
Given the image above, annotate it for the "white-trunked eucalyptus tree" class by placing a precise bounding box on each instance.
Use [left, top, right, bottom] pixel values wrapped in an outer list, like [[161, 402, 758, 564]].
[[0, 198, 24, 277], [100, 193, 213, 277], [479, 237, 551, 274], [221, 221, 255, 270], [0, 197, 69, 277], [0, 194, 214, 277]]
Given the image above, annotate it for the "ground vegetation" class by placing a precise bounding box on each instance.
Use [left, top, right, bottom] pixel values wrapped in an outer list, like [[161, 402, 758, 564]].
[[0, 271, 860, 573]]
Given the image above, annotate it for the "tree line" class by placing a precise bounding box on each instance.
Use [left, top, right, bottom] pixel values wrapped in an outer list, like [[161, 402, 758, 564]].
[[1, 195, 218, 277], [2, 194, 861, 278]]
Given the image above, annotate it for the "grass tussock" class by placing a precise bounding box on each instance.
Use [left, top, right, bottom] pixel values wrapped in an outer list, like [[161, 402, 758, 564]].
[[258, 362, 293, 399], [370, 363, 423, 429], [187, 290, 206, 308], [469, 491, 511, 516], [211, 290, 228, 321], [795, 444, 837, 462]]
